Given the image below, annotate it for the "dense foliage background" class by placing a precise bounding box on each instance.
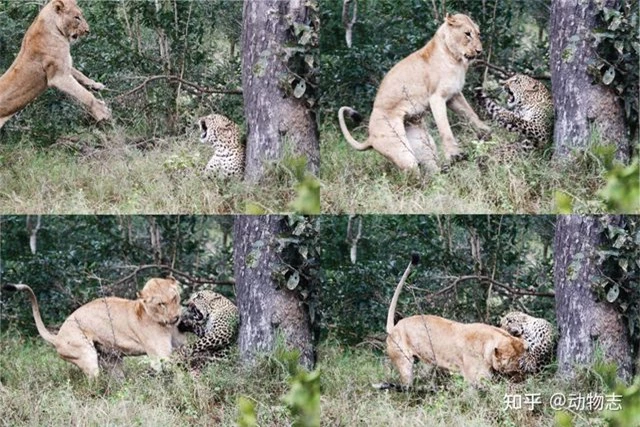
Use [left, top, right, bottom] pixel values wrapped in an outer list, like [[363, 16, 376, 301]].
[[0, 0, 243, 143], [0, 215, 235, 332], [319, 215, 640, 351], [319, 215, 557, 345]]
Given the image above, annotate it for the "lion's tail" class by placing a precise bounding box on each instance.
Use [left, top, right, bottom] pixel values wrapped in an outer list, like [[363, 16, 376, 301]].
[[3, 284, 58, 345], [386, 254, 420, 334], [338, 106, 371, 151]]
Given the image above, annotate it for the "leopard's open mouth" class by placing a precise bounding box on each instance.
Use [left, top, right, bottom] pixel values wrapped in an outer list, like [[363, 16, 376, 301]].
[[199, 120, 208, 142], [505, 87, 515, 107]]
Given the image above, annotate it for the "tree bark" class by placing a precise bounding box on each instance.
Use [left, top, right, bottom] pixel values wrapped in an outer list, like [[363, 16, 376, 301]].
[[554, 215, 632, 381], [550, 0, 629, 162], [233, 215, 315, 369], [241, 0, 320, 181]]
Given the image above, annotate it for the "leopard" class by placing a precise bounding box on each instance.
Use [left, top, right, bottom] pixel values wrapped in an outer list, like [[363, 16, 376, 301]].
[[198, 114, 245, 178], [175, 290, 239, 371], [500, 311, 555, 374], [478, 74, 553, 149]]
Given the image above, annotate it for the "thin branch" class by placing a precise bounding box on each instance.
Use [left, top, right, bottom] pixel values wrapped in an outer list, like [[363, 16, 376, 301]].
[[473, 60, 551, 81], [407, 274, 555, 299], [114, 75, 242, 100], [108, 264, 235, 290], [474, 59, 512, 79]]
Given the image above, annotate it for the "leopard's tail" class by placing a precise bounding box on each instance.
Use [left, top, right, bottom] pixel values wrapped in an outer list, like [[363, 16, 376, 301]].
[[338, 106, 371, 151], [386, 254, 420, 334], [3, 284, 58, 345]]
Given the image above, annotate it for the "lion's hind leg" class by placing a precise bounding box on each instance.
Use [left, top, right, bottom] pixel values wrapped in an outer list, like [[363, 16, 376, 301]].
[[369, 111, 419, 170], [405, 119, 439, 173], [58, 340, 100, 378]]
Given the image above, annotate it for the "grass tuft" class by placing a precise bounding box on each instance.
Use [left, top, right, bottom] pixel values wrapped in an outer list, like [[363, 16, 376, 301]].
[[0, 125, 318, 214], [320, 122, 618, 214]]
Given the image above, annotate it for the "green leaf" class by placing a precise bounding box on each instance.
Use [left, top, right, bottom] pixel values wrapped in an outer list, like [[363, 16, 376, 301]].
[[237, 396, 257, 427], [245, 203, 267, 215], [555, 191, 574, 214]]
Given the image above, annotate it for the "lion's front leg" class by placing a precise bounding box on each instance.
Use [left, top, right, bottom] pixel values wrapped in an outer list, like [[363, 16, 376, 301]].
[[71, 67, 105, 91], [48, 73, 111, 122], [430, 95, 463, 162], [448, 93, 492, 140]]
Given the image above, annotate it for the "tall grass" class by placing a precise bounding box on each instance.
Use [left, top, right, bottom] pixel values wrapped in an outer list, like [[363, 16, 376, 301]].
[[1, 333, 637, 426], [318, 344, 634, 427], [0, 125, 318, 214], [320, 122, 614, 214], [0, 332, 314, 426]]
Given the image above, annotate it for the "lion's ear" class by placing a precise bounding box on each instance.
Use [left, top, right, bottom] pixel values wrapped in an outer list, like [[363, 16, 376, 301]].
[[52, 0, 66, 13], [135, 300, 145, 319], [446, 14, 457, 25], [493, 346, 502, 359]]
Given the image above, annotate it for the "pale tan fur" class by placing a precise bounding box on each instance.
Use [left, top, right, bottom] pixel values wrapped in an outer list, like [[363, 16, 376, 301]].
[[8, 278, 181, 378], [338, 13, 491, 171], [385, 260, 526, 387], [0, 0, 110, 130]]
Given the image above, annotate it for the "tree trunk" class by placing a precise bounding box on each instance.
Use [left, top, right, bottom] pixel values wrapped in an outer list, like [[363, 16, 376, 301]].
[[241, 0, 320, 181], [233, 215, 315, 369], [550, 0, 629, 162], [554, 215, 632, 381]]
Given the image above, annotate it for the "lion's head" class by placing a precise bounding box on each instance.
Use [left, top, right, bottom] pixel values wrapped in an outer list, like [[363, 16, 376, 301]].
[[136, 277, 182, 326], [491, 338, 528, 374], [438, 13, 483, 63], [50, 0, 90, 44]]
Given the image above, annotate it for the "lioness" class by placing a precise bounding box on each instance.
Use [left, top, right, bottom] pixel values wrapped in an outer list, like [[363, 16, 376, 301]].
[[384, 256, 526, 388], [3, 277, 181, 378], [338, 14, 491, 171], [0, 0, 111, 130]]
